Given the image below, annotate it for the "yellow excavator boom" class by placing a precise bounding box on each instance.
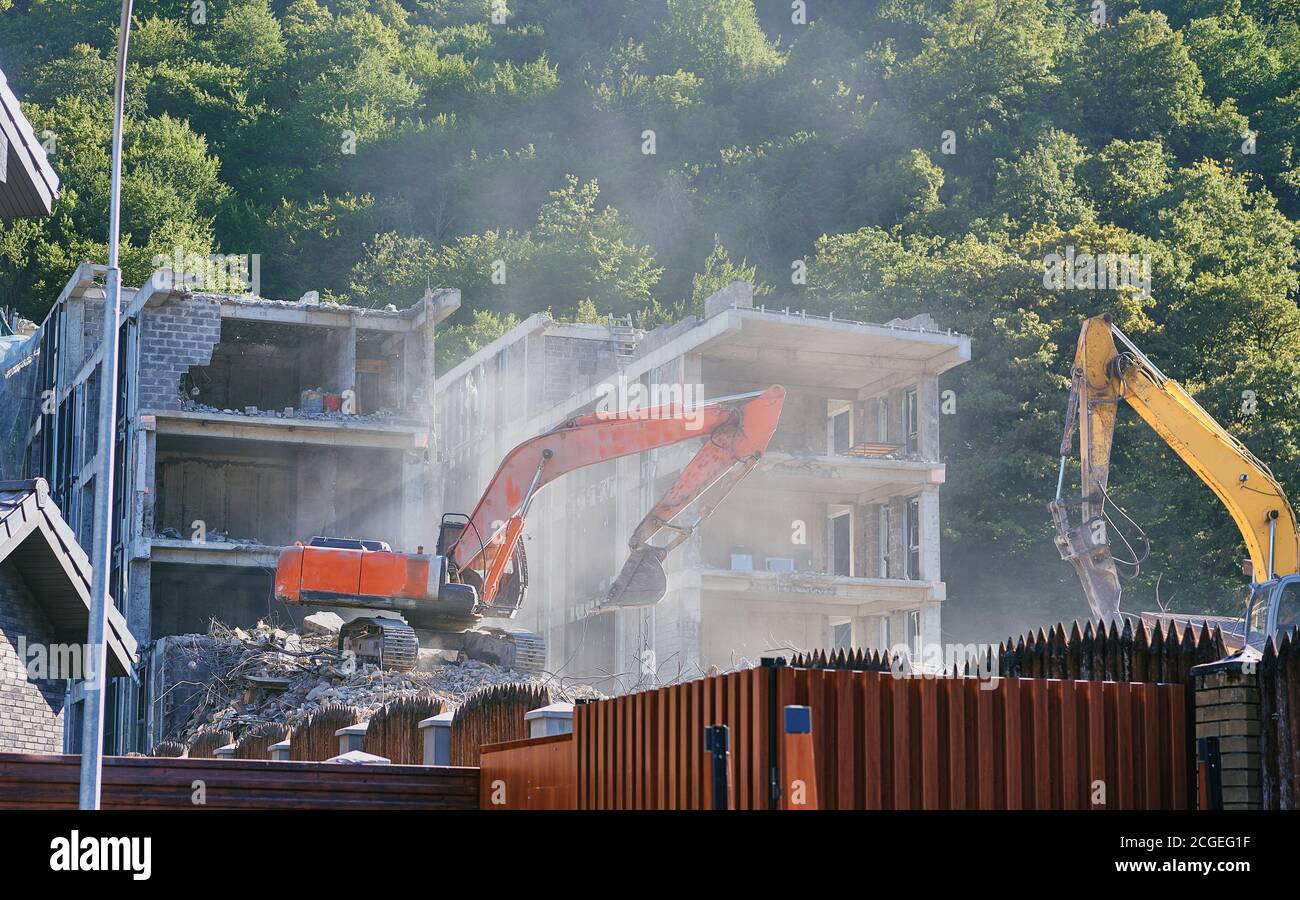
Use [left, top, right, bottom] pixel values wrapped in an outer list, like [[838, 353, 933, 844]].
[[1050, 314, 1300, 623]]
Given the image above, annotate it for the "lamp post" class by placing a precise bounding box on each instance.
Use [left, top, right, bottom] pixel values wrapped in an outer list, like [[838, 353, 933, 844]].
[[79, 0, 134, 810]]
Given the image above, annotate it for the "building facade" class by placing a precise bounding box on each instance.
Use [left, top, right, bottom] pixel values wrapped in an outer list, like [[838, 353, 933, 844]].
[[0, 479, 135, 754], [433, 283, 970, 692], [2, 263, 456, 751]]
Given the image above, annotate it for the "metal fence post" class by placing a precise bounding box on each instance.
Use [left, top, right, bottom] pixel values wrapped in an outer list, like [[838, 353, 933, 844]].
[[761, 656, 787, 810], [782, 705, 818, 810], [704, 725, 731, 810], [1197, 736, 1223, 811]]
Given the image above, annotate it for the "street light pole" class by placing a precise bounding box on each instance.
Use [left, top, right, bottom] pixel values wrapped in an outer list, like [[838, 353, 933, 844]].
[[79, 0, 134, 811]]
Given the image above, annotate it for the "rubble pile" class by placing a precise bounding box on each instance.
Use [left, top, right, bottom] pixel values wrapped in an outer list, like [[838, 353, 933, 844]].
[[172, 620, 598, 742], [179, 398, 402, 425]]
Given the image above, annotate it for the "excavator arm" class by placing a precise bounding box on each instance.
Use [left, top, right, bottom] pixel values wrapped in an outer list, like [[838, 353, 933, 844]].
[[447, 384, 786, 612], [1051, 314, 1299, 623]]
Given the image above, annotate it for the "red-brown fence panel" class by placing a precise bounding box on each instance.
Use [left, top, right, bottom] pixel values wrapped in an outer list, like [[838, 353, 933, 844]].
[[574, 668, 771, 810], [573, 665, 1191, 810], [479, 734, 576, 810]]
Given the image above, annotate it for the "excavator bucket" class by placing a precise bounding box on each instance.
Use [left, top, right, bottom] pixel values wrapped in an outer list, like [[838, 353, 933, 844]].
[[602, 545, 669, 610]]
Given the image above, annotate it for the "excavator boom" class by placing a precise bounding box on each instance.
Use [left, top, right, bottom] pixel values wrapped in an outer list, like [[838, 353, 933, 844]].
[[448, 384, 786, 610], [276, 384, 785, 673], [1052, 314, 1300, 624]]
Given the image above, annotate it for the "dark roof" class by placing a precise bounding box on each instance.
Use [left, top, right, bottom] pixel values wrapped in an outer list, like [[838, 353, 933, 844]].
[[0, 66, 60, 218], [0, 479, 136, 676]]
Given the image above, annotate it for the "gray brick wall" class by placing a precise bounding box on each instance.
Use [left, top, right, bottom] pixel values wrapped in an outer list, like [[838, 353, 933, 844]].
[[0, 561, 67, 754], [137, 298, 223, 412], [542, 335, 619, 405]]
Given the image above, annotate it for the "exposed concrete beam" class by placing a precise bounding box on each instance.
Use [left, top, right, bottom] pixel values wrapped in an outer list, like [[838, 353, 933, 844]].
[[150, 410, 428, 450], [218, 301, 412, 333], [857, 370, 929, 400], [410, 287, 460, 329], [757, 452, 945, 486], [695, 568, 940, 607], [705, 342, 932, 374], [150, 538, 282, 568]]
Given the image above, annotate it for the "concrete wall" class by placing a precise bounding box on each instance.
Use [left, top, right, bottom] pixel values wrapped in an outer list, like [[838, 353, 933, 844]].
[[0, 562, 66, 753], [149, 564, 283, 637], [700, 597, 825, 669]]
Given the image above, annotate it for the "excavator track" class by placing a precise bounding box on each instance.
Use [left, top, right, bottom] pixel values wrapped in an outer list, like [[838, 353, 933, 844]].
[[338, 616, 419, 672], [461, 627, 548, 676], [506, 631, 547, 676]]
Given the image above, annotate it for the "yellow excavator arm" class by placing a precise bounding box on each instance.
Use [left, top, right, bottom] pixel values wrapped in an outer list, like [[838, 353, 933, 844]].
[[1050, 314, 1300, 623]]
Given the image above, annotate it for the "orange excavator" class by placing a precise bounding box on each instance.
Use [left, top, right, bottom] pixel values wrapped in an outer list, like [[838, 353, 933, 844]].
[[274, 385, 786, 674]]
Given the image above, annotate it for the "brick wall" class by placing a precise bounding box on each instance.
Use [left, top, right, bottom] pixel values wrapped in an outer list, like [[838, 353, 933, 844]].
[[1194, 663, 1262, 809], [137, 298, 223, 412], [541, 335, 619, 406], [0, 561, 67, 754]]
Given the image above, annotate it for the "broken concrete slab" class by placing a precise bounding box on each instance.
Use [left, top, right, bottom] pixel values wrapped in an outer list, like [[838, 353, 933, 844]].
[[303, 611, 345, 636], [324, 750, 389, 765]]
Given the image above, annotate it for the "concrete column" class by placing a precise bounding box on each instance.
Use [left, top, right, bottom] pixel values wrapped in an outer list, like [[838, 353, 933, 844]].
[[918, 487, 941, 582], [525, 702, 574, 738], [920, 604, 941, 654], [401, 449, 429, 552], [269, 739, 291, 761], [873, 615, 891, 652], [331, 324, 357, 398], [127, 558, 150, 645], [889, 495, 907, 579], [335, 721, 368, 755], [917, 374, 940, 460], [420, 711, 454, 766]]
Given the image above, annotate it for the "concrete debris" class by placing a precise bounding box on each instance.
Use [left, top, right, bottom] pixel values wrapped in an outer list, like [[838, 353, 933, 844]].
[[169, 619, 599, 743], [325, 750, 389, 765], [179, 397, 402, 424], [155, 525, 264, 545], [303, 612, 345, 635]]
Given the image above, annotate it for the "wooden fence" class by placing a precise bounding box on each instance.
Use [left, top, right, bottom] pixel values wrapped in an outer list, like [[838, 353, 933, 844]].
[[451, 683, 552, 766], [289, 704, 362, 761], [1260, 632, 1300, 809], [568, 661, 1192, 810], [233, 722, 289, 760], [187, 729, 233, 758], [793, 618, 1226, 683], [365, 695, 442, 765], [0, 753, 479, 810]]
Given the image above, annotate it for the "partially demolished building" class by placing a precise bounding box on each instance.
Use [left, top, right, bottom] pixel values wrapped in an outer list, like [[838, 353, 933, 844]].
[[0, 264, 969, 748], [433, 283, 970, 691], [0, 263, 457, 752]]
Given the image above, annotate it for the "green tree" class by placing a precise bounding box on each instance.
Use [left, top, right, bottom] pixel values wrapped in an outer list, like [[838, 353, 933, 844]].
[[648, 0, 781, 85]]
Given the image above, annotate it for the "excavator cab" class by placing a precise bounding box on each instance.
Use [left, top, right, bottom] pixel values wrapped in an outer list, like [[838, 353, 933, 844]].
[[1245, 577, 1300, 652], [437, 512, 527, 617]]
